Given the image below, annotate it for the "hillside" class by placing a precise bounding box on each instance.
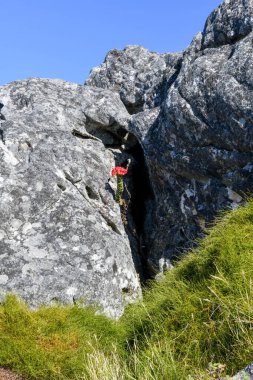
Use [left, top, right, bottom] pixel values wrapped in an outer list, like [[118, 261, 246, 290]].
[[1, 0, 253, 317], [1, 201, 253, 379], [1, 0, 253, 378]]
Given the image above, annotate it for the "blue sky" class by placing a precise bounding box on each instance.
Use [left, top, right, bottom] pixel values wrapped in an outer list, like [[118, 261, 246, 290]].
[[1, 0, 221, 86]]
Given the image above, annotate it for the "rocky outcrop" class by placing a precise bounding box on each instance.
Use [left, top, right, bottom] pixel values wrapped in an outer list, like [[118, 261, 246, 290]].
[[143, 24, 253, 267], [87, 0, 253, 270], [1, 0, 253, 315], [0, 78, 141, 318], [86, 45, 182, 114], [202, 0, 253, 48]]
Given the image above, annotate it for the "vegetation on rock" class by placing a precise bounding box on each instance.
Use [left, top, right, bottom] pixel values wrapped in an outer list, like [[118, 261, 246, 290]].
[[111, 166, 128, 204]]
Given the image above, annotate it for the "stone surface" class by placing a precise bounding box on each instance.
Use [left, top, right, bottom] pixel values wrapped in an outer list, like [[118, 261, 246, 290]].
[[86, 45, 182, 114], [1, 0, 253, 317], [142, 26, 253, 266], [202, 0, 253, 49], [0, 78, 141, 318], [87, 0, 253, 270], [233, 362, 253, 379]]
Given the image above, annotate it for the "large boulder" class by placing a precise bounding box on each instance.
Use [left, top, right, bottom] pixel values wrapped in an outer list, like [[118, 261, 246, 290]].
[[202, 0, 253, 48], [0, 78, 141, 318], [87, 0, 253, 270], [1, 0, 253, 316], [142, 26, 253, 267], [86, 45, 182, 114]]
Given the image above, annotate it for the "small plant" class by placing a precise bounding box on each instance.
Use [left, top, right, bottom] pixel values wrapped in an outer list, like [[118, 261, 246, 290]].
[[207, 362, 227, 379], [111, 166, 128, 204]]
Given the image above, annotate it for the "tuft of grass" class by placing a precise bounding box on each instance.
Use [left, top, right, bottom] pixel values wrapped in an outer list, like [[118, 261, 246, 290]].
[[120, 200, 253, 378], [0, 295, 125, 379], [2, 201, 253, 379]]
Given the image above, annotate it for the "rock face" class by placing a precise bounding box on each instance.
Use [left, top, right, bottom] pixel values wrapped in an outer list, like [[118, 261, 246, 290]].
[[87, 0, 253, 269], [202, 0, 253, 48], [233, 362, 253, 379], [86, 45, 182, 114], [0, 78, 141, 318], [1, 0, 253, 315]]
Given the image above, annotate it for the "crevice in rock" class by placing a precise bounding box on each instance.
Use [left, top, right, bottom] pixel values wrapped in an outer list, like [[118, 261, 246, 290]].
[[98, 211, 122, 236], [71, 128, 101, 142], [111, 135, 155, 282], [0, 103, 6, 145], [158, 58, 183, 104], [0, 129, 5, 144], [74, 118, 155, 281], [84, 117, 125, 148], [57, 183, 66, 191], [228, 32, 251, 46], [124, 102, 144, 115], [63, 171, 87, 201], [85, 185, 99, 200], [0, 102, 6, 121], [228, 46, 236, 60], [126, 141, 155, 281], [122, 59, 183, 116], [63, 171, 82, 185], [201, 28, 252, 50]]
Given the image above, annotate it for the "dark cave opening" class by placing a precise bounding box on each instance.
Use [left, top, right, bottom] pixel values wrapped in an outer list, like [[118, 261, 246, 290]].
[[124, 102, 144, 115], [125, 142, 153, 235], [81, 121, 155, 282], [120, 136, 155, 282]]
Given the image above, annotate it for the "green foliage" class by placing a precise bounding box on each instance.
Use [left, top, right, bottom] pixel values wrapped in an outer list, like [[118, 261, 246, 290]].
[[0, 295, 125, 379], [116, 175, 124, 203], [2, 201, 253, 379]]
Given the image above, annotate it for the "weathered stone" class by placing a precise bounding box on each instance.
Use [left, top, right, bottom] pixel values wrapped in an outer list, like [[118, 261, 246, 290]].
[[202, 0, 253, 49], [1, 0, 253, 320], [86, 45, 182, 114], [142, 26, 253, 266], [0, 78, 141, 318], [151, 0, 253, 267], [87, 0, 253, 270], [233, 362, 253, 379]]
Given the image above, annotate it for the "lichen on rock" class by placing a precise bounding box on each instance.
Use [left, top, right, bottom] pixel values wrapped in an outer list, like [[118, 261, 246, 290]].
[[1, 0, 253, 316]]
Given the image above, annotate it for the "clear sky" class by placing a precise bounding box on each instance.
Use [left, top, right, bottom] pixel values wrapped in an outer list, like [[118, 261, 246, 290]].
[[1, 0, 222, 86]]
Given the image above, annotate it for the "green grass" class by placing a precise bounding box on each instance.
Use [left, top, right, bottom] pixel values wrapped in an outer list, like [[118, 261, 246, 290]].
[[1, 201, 253, 379]]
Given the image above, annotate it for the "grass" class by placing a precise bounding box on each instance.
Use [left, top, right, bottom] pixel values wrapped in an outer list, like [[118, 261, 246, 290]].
[[1, 201, 253, 379]]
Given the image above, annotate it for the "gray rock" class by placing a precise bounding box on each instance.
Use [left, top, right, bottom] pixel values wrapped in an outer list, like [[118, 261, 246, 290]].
[[143, 26, 253, 266], [0, 78, 141, 318], [87, 0, 253, 270], [233, 362, 253, 379], [1, 0, 253, 320], [145, 0, 253, 266], [202, 0, 253, 49], [86, 45, 182, 114]]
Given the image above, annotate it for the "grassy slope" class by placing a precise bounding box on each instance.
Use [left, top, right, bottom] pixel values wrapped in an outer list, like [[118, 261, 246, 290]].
[[1, 202, 253, 379]]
